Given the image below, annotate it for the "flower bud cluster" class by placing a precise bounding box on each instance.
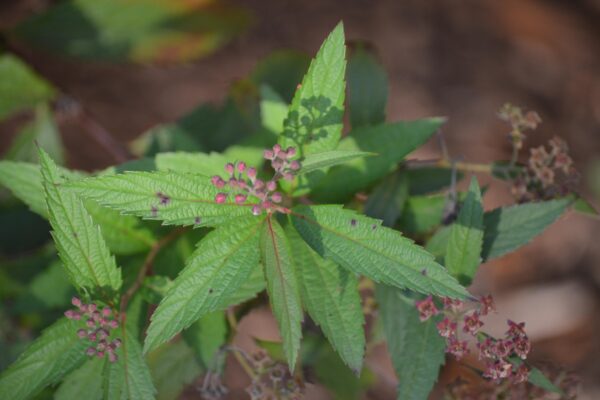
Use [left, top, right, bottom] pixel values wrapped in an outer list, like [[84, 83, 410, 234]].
[[245, 349, 303, 400], [498, 103, 541, 150], [416, 294, 531, 384], [210, 145, 301, 216], [512, 136, 579, 202], [65, 297, 122, 363]]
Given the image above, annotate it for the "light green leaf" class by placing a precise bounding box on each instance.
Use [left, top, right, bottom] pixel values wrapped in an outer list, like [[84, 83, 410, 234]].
[[260, 85, 288, 134], [482, 198, 571, 261], [311, 118, 444, 202], [0, 54, 55, 120], [286, 223, 364, 373], [67, 171, 256, 227], [398, 193, 457, 235], [144, 216, 264, 353], [155, 148, 263, 176], [424, 226, 452, 263], [40, 149, 122, 296], [0, 318, 88, 400], [446, 177, 483, 285], [375, 285, 445, 400], [55, 358, 105, 400], [260, 217, 303, 369], [147, 341, 203, 400], [298, 150, 374, 175], [527, 366, 563, 394], [279, 22, 346, 156], [182, 311, 228, 371], [104, 330, 156, 400], [0, 160, 49, 217], [572, 195, 599, 217], [364, 170, 409, 227], [347, 45, 388, 128], [291, 205, 467, 298], [27, 260, 72, 308]]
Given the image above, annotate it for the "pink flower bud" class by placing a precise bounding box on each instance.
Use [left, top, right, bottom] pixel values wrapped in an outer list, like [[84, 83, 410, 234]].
[[225, 163, 235, 175], [77, 329, 87, 338], [97, 341, 107, 351], [266, 181, 277, 191], [72, 297, 82, 308], [278, 151, 288, 160], [247, 167, 257, 180], [263, 150, 274, 160], [272, 159, 283, 170], [235, 194, 247, 204], [88, 332, 97, 341], [254, 179, 264, 189], [215, 193, 227, 204], [112, 338, 122, 348], [289, 160, 301, 171], [92, 311, 101, 322], [237, 161, 246, 173], [86, 347, 96, 356], [86, 319, 96, 328], [88, 304, 97, 312], [108, 351, 118, 363], [109, 320, 119, 329], [97, 329, 109, 340], [211, 175, 225, 188], [286, 147, 296, 157], [271, 192, 282, 203], [64, 310, 76, 319], [96, 351, 105, 358], [273, 144, 282, 154], [251, 205, 262, 216], [261, 200, 273, 209], [102, 307, 112, 317], [283, 172, 294, 181], [80, 304, 89, 313]]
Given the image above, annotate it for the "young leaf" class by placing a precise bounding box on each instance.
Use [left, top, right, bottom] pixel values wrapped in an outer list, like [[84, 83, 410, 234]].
[[261, 85, 288, 134], [279, 22, 346, 156], [286, 223, 365, 373], [55, 358, 105, 400], [482, 198, 571, 261], [260, 217, 303, 369], [67, 171, 255, 227], [297, 150, 375, 175], [311, 118, 444, 202], [104, 330, 156, 400], [147, 341, 203, 400], [40, 149, 122, 295], [155, 148, 263, 175], [375, 284, 445, 400], [364, 170, 409, 227], [144, 216, 264, 353], [182, 311, 228, 371], [0, 318, 88, 400], [347, 45, 388, 128], [445, 177, 484, 285], [291, 205, 467, 298]]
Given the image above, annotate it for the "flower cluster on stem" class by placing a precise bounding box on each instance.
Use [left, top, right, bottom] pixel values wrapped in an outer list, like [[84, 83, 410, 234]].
[[210, 144, 301, 216], [65, 297, 122, 362], [416, 294, 531, 384]]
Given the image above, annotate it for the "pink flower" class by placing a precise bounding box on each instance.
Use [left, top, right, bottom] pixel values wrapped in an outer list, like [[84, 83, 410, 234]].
[[479, 295, 495, 316], [211, 175, 225, 188], [436, 317, 457, 338], [215, 193, 227, 204], [494, 339, 513, 359], [483, 360, 513, 381], [72, 297, 82, 308], [513, 335, 531, 360], [289, 160, 301, 171], [273, 144, 282, 154], [415, 296, 438, 322], [463, 312, 484, 335], [102, 307, 112, 317], [442, 297, 463, 313], [506, 320, 527, 338], [512, 364, 529, 384], [446, 337, 469, 360], [477, 337, 496, 360]]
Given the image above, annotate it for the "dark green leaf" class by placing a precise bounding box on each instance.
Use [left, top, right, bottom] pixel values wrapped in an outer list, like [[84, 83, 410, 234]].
[[182, 311, 227, 371], [55, 358, 105, 400], [364, 170, 409, 227], [147, 341, 203, 400]]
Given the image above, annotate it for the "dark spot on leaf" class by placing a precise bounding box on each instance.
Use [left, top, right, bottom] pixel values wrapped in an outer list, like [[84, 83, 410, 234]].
[[350, 219, 357, 227], [151, 206, 158, 217], [72, 231, 78, 238], [421, 269, 428, 276], [208, 288, 213, 294], [371, 224, 377, 230], [194, 217, 201, 225], [156, 191, 170, 205]]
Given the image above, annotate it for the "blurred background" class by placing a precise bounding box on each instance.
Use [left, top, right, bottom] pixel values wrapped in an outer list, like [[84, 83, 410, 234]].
[[1, 0, 599, 398]]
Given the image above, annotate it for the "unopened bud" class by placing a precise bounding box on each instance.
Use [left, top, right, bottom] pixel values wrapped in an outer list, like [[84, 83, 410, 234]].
[[283, 172, 294, 181], [289, 160, 301, 171], [273, 144, 282, 154], [247, 167, 257, 180], [225, 163, 235, 175], [211, 176, 225, 188], [102, 307, 112, 317], [112, 338, 122, 348], [237, 161, 246, 173], [71, 297, 82, 308], [215, 193, 227, 204], [86, 347, 96, 356], [235, 194, 247, 204], [251, 205, 262, 216], [108, 351, 118, 363], [88, 304, 97, 312], [286, 147, 296, 157], [263, 150, 274, 160], [271, 192, 283, 203], [108, 320, 119, 329], [77, 329, 87, 338], [266, 181, 277, 191]]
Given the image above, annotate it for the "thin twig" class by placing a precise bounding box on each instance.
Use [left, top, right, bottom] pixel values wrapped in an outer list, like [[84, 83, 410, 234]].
[[224, 311, 257, 379], [405, 158, 494, 174]]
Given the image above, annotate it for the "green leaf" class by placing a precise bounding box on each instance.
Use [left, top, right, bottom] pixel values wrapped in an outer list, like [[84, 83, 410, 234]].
[[298, 150, 375, 175], [0, 54, 55, 120], [347, 44, 388, 128], [260, 217, 303, 369], [407, 167, 461, 196], [291, 205, 467, 298], [16, 0, 250, 64], [398, 194, 451, 235], [55, 358, 105, 400], [67, 171, 255, 227], [104, 330, 156, 400], [144, 216, 264, 353], [445, 177, 484, 285], [0, 161, 49, 217], [182, 311, 228, 371], [260, 85, 288, 134], [250, 50, 311, 103], [147, 341, 203, 400], [286, 223, 365, 373], [0, 318, 88, 400], [279, 23, 346, 156], [482, 198, 571, 261], [311, 118, 444, 202], [26, 260, 72, 309], [375, 285, 445, 400], [155, 148, 263, 176], [527, 366, 563, 394], [39, 149, 122, 296], [424, 226, 452, 263], [364, 170, 409, 227], [572, 196, 599, 217]]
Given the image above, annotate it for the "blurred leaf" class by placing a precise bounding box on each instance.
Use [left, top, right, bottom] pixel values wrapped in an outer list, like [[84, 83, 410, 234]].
[[147, 340, 203, 400], [375, 285, 445, 400], [527, 366, 563, 394], [155, 148, 262, 176], [482, 198, 571, 261], [424, 225, 452, 263], [406, 167, 462, 196], [0, 203, 50, 256], [364, 170, 409, 227], [280, 23, 346, 156], [298, 150, 374, 176], [251, 51, 311, 102], [260, 85, 288, 134], [260, 217, 303, 370], [398, 194, 449, 235], [16, 0, 250, 64], [0, 55, 55, 120], [182, 311, 227, 371], [446, 177, 483, 285], [311, 119, 444, 203], [0, 318, 88, 400], [5, 104, 64, 164], [55, 358, 105, 400], [347, 44, 388, 128], [24, 260, 73, 309], [572, 196, 598, 217], [40, 149, 122, 296], [140, 275, 174, 304]]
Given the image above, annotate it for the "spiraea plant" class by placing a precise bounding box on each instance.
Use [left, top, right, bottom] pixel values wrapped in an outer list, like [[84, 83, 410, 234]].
[[0, 22, 595, 400]]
